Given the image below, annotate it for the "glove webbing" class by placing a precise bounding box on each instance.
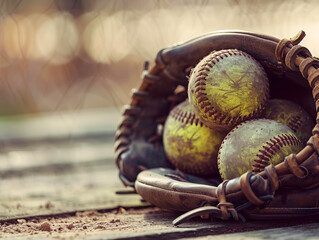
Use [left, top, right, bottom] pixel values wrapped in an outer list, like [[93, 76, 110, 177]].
[[258, 32, 319, 180]]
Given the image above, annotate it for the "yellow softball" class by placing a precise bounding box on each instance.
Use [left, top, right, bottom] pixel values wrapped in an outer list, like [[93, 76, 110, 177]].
[[217, 119, 304, 180], [163, 101, 227, 177], [188, 49, 269, 131], [263, 98, 314, 144]]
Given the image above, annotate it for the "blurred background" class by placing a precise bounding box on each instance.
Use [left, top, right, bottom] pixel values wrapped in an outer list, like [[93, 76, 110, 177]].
[[0, 0, 318, 115], [1, 0, 319, 223]]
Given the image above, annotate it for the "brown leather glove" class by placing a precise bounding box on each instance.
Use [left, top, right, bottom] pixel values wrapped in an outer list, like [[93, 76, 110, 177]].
[[135, 151, 319, 225], [115, 30, 319, 223]]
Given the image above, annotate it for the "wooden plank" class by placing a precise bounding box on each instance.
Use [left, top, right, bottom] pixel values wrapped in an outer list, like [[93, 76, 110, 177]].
[[180, 222, 319, 240], [1, 207, 319, 239], [0, 163, 147, 221], [0, 108, 148, 221]]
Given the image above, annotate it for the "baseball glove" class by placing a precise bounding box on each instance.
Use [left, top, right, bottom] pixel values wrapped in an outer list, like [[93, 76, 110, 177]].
[[114, 30, 319, 224]]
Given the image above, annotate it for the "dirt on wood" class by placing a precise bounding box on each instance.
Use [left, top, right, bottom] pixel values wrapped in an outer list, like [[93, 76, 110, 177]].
[[2, 206, 319, 240], [0, 207, 179, 239]]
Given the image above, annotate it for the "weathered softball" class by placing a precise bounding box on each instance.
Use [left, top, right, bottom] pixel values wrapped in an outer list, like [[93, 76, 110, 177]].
[[263, 98, 314, 144], [188, 49, 269, 131], [163, 101, 227, 177], [217, 119, 303, 180]]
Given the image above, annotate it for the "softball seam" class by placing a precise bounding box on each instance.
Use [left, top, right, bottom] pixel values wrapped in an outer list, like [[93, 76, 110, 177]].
[[170, 104, 203, 127], [193, 49, 269, 126], [252, 133, 301, 173], [287, 115, 303, 133], [217, 119, 302, 179]]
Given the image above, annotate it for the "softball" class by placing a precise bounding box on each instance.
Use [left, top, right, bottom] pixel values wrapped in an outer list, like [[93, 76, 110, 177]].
[[188, 49, 269, 131], [163, 101, 227, 177], [217, 119, 303, 180], [263, 98, 314, 144]]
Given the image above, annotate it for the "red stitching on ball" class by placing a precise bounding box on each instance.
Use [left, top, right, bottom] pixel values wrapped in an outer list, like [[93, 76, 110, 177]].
[[194, 87, 205, 93], [170, 105, 203, 127], [194, 76, 207, 82], [194, 82, 206, 88], [198, 96, 208, 103], [204, 106, 213, 113], [262, 146, 274, 155], [196, 92, 207, 97], [253, 133, 301, 173], [192, 49, 269, 126], [211, 111, 219, 118], [256, 154, 269, 161], [200, 101, 210, 108], [274, 137, 283, 147], [208, 110, 217, 117], [198, 67, 211, 72], [226, 116, 232, 125], [219, 115, 226, 123], [254, 159, 268, 164], [258, 150, 272, 158], [288, 116, 302, 133], [217, 120, 301, 179], [205, 106, 214, 114]]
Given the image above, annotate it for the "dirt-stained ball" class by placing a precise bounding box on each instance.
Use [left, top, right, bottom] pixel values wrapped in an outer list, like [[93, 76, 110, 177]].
[[217, 119, 304, 180], [163, 101, 227, 177], [188, 49, 269, 131], [263, 98, 314, 144]]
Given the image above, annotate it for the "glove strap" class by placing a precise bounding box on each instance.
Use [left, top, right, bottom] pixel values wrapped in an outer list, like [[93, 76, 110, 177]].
[[284, 154, 309, 179], [173, 180, 241, 226], [240, 172, 265, 205], [259, 31, 319, 180], [264, 165, 279, 194], [275, 30, 306, 62], [217, 180, 238, 220]]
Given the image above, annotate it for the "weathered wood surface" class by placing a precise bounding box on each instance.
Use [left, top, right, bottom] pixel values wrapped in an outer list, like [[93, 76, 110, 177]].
[[0, 108, 149, 221], [181, 222, 319, 240], [1, 108, 319, 239], [0, 163, 148, 221], [0, 207, 319, 239]]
